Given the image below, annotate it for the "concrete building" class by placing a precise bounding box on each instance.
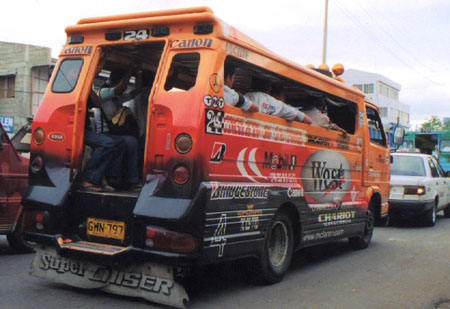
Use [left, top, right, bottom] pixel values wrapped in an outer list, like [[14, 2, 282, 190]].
[[342, 69, 410, 134], [0, 41, 56, 133]]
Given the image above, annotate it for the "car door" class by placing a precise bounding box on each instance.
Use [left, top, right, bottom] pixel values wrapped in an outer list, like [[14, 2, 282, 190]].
[[428, 157, 448, 210]]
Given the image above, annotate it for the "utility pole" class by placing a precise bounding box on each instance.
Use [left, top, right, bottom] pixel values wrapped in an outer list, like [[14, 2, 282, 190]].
[[322, 0, 329, 65]]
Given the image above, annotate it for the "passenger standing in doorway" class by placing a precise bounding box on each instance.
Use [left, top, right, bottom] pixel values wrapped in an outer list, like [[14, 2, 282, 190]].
[[81, 90, 125, 192], [95, 67, 142, 191]]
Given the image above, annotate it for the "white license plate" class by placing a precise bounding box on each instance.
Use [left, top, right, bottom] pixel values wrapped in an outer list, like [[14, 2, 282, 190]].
[[389, 186, 404, 199]]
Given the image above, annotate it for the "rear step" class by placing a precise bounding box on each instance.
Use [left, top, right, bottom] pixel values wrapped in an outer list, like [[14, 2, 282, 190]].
[[58, 239, 128, 255], [75, 189, 139, 198]]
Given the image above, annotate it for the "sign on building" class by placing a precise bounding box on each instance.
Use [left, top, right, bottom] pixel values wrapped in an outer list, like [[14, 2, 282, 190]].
[[0, 116, 14, 132]]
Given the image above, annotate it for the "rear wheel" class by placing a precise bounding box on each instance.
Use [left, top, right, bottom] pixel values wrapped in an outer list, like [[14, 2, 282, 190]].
[[257, 211, 294, 284], [422, 201, 437, 227], [349, 202, 374, 250], [6, 212, 35, 253]]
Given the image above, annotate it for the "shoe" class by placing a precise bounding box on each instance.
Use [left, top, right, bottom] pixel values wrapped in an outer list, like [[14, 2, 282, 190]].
[[80, 182, 102, 192], [101, 184, 116, 192]]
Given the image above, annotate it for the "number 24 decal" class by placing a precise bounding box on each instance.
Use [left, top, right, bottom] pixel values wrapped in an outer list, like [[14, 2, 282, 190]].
[[124, 30, 149, 41]]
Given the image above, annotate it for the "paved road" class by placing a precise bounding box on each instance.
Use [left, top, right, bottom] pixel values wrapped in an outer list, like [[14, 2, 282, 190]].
[[1, 213, 449, 309]]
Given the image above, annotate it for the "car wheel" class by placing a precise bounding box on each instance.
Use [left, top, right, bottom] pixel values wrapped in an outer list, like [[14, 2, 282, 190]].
[[6, 212, 35, 253], [444, 204, 450, 218], [422, 202, 437, 227], [257, 211, 294, 284], [349, 202, 374, 250]]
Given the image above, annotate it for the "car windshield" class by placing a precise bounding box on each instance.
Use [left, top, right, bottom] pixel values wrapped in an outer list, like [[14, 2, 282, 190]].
[[391, 156, 426, 176]]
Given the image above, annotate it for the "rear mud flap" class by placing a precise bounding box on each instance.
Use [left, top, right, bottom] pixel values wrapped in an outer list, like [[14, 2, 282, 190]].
[[30, 246, 189, 308]]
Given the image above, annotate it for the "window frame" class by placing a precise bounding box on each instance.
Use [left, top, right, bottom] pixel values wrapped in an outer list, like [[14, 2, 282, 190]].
[[51, 58, 84, 93]]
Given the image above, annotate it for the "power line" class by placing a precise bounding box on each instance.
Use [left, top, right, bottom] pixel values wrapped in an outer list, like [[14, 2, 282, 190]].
[[333, 0, 445, 87]]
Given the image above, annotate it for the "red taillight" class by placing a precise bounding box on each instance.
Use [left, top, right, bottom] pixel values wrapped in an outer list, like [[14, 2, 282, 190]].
[[30, 155, 44, 174], [145, 226, 198, 253], [172, 165, 190, 185], [22, 211, 46, 232]]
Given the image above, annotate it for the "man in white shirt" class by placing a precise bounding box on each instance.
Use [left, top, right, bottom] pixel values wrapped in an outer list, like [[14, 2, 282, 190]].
[[223, 63, 259, 112], [245, 77, 312, 124], [303, 96, 346, 133]]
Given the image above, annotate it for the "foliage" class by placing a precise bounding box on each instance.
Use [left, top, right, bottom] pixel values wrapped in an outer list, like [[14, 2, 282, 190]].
[[420, 116, 443, 132]]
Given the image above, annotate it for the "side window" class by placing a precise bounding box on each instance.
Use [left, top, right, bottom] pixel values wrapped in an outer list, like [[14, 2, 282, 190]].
[[431, 157, 445, 177], [164, 53, 200, 91], [52, 59, 83, 93], [440, 139, 450, 153], [223, 56, 356, 133], [428, 158, 439, 178], [366, 106, 387, 147]]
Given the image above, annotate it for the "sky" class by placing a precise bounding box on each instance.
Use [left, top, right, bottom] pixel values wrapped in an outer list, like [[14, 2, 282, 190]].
[[1, 0, 449, 126]]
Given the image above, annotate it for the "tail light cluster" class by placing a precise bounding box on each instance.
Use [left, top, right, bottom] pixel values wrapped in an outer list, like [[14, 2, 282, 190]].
[[22, 210, 48, 232], [145, 226, 198, 253], [172, 133, 193, 185]]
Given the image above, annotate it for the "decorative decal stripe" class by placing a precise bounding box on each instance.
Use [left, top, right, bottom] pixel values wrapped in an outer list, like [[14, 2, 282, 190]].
[[204, 231, 262, 243], [223, 114, 307, 146]]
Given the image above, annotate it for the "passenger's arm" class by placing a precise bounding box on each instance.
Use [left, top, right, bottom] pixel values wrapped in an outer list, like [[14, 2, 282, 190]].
[[298, 113, 312, 124], [114, 68, 132, 96]]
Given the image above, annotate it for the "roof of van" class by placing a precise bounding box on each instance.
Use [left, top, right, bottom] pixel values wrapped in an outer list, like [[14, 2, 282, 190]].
[[65, 6, 364, 99]]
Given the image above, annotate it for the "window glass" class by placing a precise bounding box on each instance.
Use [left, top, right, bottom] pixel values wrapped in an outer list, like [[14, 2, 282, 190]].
[[439, 140, 450, 153], [364, 84, 373, 94], [391, 156, 425, 176], [354, 84, 363, 91], [0, 75, 15, 99], [164, 53, 200, 91], [366, 106, 387, 147], [433, 157, 445, 177], [52, 59, 83, 93], [428, 158, 439, 178]]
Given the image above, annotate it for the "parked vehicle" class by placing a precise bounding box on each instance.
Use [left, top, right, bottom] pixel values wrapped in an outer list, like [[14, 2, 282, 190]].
[[401, 130, 450, 172], [0, 122, 33, 252], [389, 152, 450, 226], [22, 7, 402, 307]]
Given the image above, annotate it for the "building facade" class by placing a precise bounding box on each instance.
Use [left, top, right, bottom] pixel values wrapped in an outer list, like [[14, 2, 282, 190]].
[[342, 69, 410, 134], [0, 41, 55, 133]]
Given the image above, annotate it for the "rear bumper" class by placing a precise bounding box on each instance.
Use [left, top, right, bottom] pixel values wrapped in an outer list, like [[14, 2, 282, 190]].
[[388, 199, 434, 216], [23, 232, 199, 267]]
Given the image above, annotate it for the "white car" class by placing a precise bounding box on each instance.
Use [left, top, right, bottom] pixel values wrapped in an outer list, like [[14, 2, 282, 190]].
[[389, 153, 450, 226]]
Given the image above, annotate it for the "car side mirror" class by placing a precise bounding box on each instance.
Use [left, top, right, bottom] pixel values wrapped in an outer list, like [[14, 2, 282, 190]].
[[393, 127, 405, 145]]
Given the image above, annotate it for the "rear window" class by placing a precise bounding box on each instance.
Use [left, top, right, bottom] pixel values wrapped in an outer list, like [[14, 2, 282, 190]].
[[52, 58, 83, 93], [391, 156, 426, 177], [164, 52, 200, 91], [440, 140, 450, 153]]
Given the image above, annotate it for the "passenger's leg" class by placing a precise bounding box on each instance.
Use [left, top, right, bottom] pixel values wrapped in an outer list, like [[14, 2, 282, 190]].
[[81, 130, 124, 186]]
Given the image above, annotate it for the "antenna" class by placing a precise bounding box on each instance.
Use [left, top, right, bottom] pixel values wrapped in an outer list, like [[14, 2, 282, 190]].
[[322, 0, 329, 65]]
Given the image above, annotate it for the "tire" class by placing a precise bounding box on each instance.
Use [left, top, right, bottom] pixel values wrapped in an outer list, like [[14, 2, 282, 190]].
[[6, 212, 35, 253], [422, 202, 436, 227], [349, 203, 374, 250], [257, 211, 294, 284], [444, 204, 450, 218]]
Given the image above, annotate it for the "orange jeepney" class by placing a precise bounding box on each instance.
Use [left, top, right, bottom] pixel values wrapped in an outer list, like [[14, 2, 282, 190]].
[[22, 7, 393, 307]]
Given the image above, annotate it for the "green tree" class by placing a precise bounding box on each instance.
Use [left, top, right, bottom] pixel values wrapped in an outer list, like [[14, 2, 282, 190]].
[[443, 119, 450, 131], [420, 116, 443, 132]]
